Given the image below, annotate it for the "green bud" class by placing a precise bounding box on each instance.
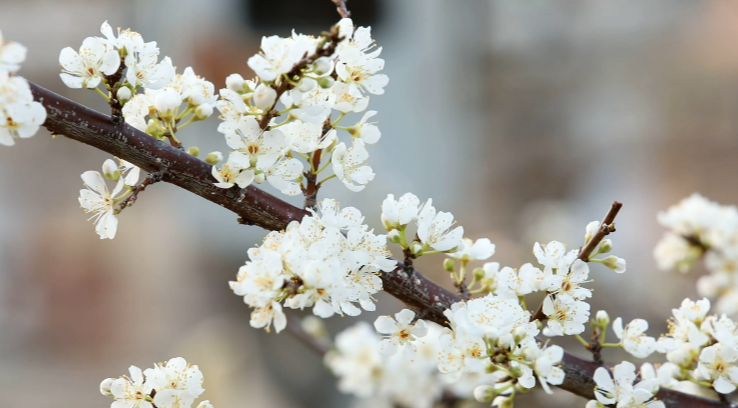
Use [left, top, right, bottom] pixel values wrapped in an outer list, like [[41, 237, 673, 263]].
[[145, 119, 166, 138], [508, 364, 524, 378], [472, 267, 485, 281], [205, 151, 223, 165], [473, 385, 496, 402], [595, 310, 610, 327], [603, 255, 626, 273], [187, 146, 200, 157], [598, 239, 613, 254], [317, 76, 335, 89], [443, 258, 455, 273], [387, 229, 402, 244], [410, 242, 423, 256]]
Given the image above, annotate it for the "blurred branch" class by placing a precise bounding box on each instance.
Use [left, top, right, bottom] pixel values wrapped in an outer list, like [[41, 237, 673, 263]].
[[331, 0, 351, 18], [29, 82, 728, 408]]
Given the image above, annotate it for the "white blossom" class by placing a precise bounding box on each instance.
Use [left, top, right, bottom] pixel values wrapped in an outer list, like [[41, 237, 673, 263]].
[[613, 318, 657, 358], [247, 35, 312, 82], [374, 309, 428, 360], [416, 199, 464, 252], [0, 30, 27, 73], [79, 167, 125, 239], [332, 141, 375, 192], [448, 238, 496, 262], [542, 295, 590, 336], [381, 192, 421, 229], [697, 343, 738, 394], [59, 36, 120, 89]]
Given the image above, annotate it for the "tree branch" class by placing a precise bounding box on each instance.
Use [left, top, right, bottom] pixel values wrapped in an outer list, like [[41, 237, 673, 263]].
[[29, 82, 726, 407], [331, 0, 351, 18]]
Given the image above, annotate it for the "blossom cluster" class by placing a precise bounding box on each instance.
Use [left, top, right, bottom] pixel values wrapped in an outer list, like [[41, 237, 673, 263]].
[[229, 199, 396, 333], [213, 18, 388, 195], [0, 30, 46, 146], [60, 21, 174, 91], [586, 361, 663, 408], [596, 297, 738, 398], [78, 158, 140, 239], [654, 193, 738, 314], [99, 357, 212, 408], [381, 192, 465, 255], [326, 320, 447, 408]]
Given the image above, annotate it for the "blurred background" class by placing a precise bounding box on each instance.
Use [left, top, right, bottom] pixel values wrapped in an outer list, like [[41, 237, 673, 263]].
[[1, 0, 737, 407]]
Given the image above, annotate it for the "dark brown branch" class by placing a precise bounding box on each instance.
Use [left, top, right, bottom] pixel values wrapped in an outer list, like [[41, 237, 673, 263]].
[[331, 0, 351, 18], [29, 82, 727, 408]]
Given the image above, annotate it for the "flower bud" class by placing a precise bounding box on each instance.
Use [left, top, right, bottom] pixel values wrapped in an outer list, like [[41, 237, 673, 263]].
[[603, 255, 626, 273], [387, 229, 401, 244], [297, 77, 317, 93], [492, 395, 513, 408], [313, 57, 334, 76], [301, 315, 329, 341], [205, 151, 223, 165], [116, 86, 132, 104], [410, 242, 423, 256], [196, 401, 214, 408], [513, 326, 530, 343], [252, 83, 277, 110], [508, 364, 524, 378], [381, 213, 396, 231], [145, 119, 165, 138], [254, 173, 265, 184], [154, 88, 182, 116], [102, 159, 120, 181], [99, 378, 115, 397], [595, 310, 610, 327], [598, 239, 613, 254], [584, 220, 600, 244], [317, 76, 335, 89], [472, 267, 485, 281], [667, 342, 699, 367], [473, 385, 496, 402], [187, 146, 200, 157], [226, 73, 245, 92], [195, 103, 213, 120], [443, 258, 455, 273]]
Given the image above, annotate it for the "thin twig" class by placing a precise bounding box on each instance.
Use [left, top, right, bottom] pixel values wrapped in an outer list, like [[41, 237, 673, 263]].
[[331, 0, 351, 18], [286, 315, 331, 355], [578, 201, 623, 262], [116, 171, 165, 212]]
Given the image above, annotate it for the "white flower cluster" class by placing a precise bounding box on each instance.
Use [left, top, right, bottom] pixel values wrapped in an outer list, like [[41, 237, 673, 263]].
[[122, 64, 216, 133], [61, 21, 217, 144], [586, 361, 663, 408], [78, 158, 140, 239], [99, 357, 212, 408], [439, 294, 566, 403], [60, 21, 174, 91], [229, 199, 396, 333], [654, 193, 738, 314], [326, 320, 447, 408], [381, 193, 465, 255], [596, 298, 738, 396], [213, 18, 388, 195], [0, 30, 46, 146], [652, 297, 738, 394]]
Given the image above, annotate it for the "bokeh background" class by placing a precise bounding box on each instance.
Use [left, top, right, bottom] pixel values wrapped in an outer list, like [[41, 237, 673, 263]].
[[1, 0, 737, 407]]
